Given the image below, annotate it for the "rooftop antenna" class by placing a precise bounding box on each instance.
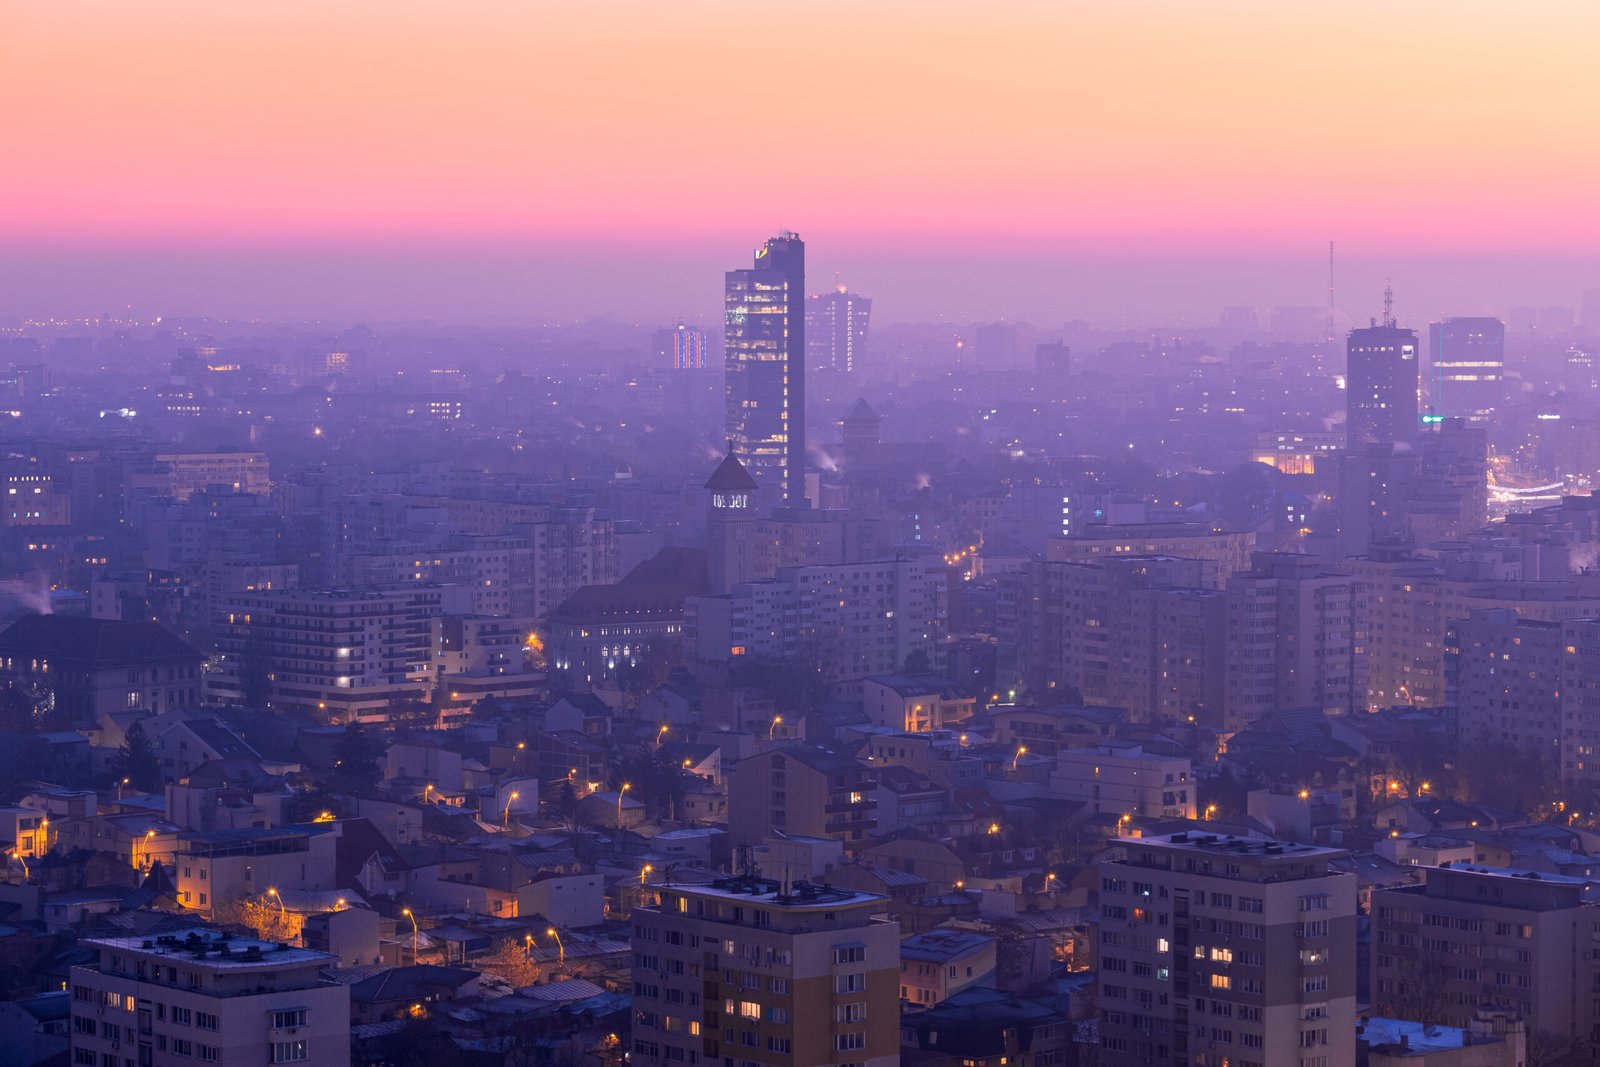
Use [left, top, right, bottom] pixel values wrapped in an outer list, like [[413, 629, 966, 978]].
[[1382, 280, 1395, 328], [1326, 240, 1336, 343]]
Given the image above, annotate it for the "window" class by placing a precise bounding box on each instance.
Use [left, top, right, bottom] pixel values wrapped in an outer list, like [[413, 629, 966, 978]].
[[198, 1048, 220, 1064], [835, 1032, 866, 1052], [836, 1002, 867, 1023], [272, 1009, 308, 1029], [172, 1007, 191, 1025], [196, 1012, 219, 1031], [836, 973, 864, 993], [737, 1001, 760, 1020], [833, 945, 865, 964]]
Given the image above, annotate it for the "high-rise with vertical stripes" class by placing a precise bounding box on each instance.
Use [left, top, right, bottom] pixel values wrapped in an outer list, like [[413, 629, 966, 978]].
[[725, 232, 806, 506]]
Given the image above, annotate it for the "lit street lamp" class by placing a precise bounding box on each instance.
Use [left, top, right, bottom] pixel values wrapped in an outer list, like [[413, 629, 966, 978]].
[[402, 908, 419, 958], [503, 790, 521, 826], [546, 927, 564, 967]]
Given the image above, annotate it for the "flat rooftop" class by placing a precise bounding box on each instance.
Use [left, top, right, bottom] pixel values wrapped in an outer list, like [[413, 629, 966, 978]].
[[1131, 831, 1348, 861], [668, 875, 884, 910], [85, 929, 335, 971]]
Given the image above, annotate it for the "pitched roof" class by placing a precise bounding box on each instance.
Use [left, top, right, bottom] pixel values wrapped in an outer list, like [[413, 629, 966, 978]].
[[0, 614, 202, 668], [705, 446, 759, 492], [841, 398, 881, 424]]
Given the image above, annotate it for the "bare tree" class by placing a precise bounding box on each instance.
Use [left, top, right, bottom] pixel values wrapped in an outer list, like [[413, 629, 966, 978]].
[[213, 894, 304, 944], [476, 936, 541, 989]]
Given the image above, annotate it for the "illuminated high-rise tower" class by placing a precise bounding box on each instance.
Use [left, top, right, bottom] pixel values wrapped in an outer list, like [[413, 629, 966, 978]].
[[725, 232, 805, 506], [1346, 289, 1419, 446], [806, 281, 871, 374]]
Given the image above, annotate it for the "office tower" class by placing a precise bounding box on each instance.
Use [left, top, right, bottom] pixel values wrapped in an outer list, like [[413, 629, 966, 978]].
[[726, 232, 806, 506], [70, 928, 350, 1067], [1096, 832, 1356, 1067], [1347, 312, 1420, 446], [1370, 864, 1600, 1041], [1223, 552, 1354, 732], [629, 876, 900, 1067], [806, 282, 871, 374], [1428, 317, 1505, 421]]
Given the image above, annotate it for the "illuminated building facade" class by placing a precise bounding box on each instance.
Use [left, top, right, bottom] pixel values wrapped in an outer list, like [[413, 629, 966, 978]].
[[629, 876, 900, 1067], [806, 283, 871, 374], [1428, 317, 1505, 421], [726, 232, 805, 505]]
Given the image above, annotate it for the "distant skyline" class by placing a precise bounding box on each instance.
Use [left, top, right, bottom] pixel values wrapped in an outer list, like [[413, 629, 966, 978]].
[[3, 1, 1599, 324]]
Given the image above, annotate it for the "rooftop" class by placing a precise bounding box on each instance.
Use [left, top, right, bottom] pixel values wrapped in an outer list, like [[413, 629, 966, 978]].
[[85, 928, 335, 971], [1130, 831, 1348, 861], [667, 875, 884, 910]]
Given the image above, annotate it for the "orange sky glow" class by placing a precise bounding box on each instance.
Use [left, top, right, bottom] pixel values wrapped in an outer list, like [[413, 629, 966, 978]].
[[4, 0, 1597, 253]]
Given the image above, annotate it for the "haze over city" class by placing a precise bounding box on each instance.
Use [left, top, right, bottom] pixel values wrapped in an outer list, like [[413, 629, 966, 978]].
[[3, 1, 1598, 322], [5, 4, 1600, 1067]]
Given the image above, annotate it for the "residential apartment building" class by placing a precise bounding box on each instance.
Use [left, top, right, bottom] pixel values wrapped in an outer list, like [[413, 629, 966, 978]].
[[1097, 832, 1357, 1067], [629, 876, 900, 1067], [1051, 740, 1196, 819], [727, 744, 877, 848], [1351, 547, 1600, 709], [1045, 522, 1255, 589], [997, 556, 1224, 723], [208, 587, 464, 720], [70, 928, 348, 1067], [1223, 552, 1353, 731], [1448, 610, 1600, 787], [685, 556, 945, 684], [1371, 863, 1600, 1043]]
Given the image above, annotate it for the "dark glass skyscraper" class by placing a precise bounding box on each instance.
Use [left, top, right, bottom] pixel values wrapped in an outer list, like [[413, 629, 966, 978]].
[[1346, 322, 1419, 446], [725, 232, 805, 505], [1427, 316, 1504, 421]]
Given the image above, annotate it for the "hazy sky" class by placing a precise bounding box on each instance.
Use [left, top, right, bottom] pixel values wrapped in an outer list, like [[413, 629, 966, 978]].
[[3, 1, 1598, 324]]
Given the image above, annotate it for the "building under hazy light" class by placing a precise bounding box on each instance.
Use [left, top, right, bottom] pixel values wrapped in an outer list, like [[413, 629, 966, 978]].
[[725, 232, 806, 505], [1428, 316, 1505, 421], [806, 282, 871, 374]]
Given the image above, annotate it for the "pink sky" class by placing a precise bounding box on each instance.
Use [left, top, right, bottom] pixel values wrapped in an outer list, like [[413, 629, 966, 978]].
[[2, 1, 1598, 319]]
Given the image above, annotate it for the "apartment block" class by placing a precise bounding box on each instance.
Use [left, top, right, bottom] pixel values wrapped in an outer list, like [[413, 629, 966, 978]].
[[686, 556, 945, 684], [1097, 832, 1356, 1067], [1223, 552, 1353, 732], [630, 876, 900, 1067], [1371, 863, 1600, 1042], [69, 928, 348, 1067], [1051, 741, 1195, 819]]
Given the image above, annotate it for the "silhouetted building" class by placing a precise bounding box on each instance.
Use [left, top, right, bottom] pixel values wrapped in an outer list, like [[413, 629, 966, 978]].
[[726, 231, 806, 505], [1347, 323, 1420, 446]]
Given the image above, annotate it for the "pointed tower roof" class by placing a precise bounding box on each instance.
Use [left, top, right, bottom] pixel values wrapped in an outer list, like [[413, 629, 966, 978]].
[[705, 444, 759, 492], [841, 398, 881, 425]]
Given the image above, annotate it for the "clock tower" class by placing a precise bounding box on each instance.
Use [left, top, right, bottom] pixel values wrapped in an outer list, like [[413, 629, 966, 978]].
[[706, 443, 760, 594]]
